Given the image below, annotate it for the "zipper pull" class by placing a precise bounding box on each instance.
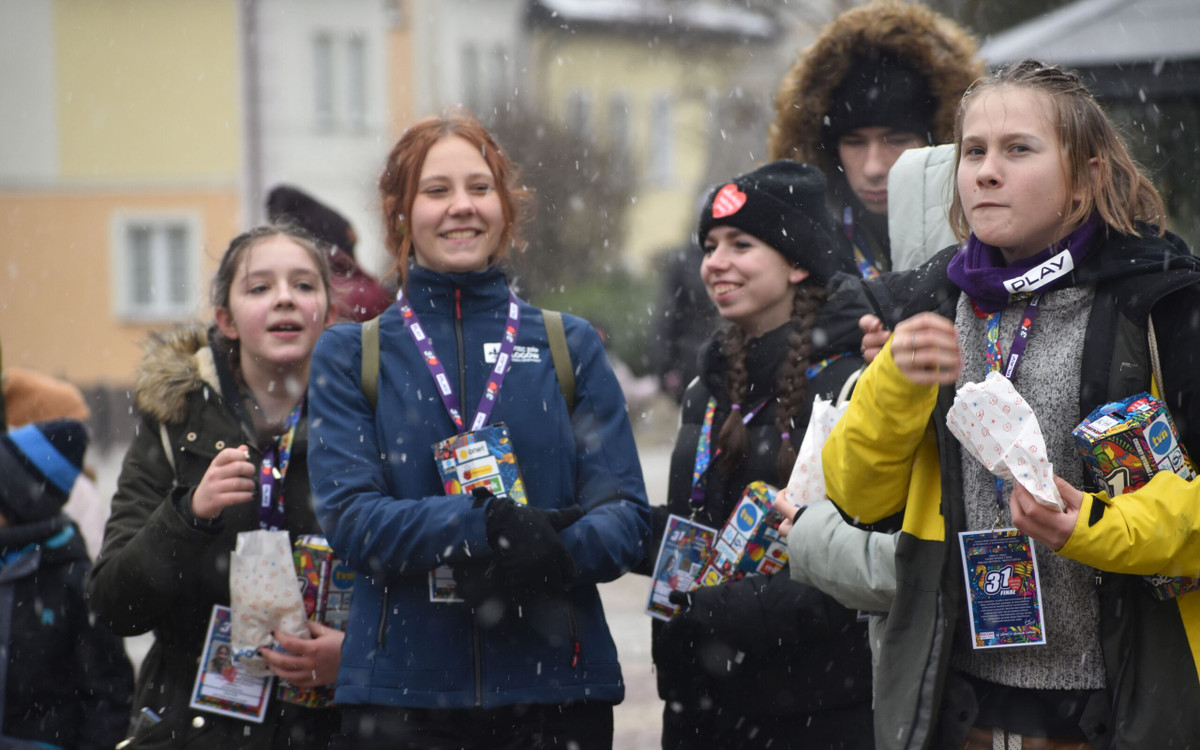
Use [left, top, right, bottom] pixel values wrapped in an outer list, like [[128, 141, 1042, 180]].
[[455, 288, 462, 321], [571, 638, 581, 669]]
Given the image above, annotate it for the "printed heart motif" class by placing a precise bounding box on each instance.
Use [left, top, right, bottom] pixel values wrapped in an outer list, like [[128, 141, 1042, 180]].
[[712, 183, 747, 218]]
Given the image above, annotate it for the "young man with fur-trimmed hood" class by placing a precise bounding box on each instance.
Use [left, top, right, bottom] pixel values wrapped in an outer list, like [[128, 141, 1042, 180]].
[[769, 0, 982, 276]]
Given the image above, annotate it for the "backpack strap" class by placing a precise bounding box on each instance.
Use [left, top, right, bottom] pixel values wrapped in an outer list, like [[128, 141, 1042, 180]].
[[361, 315, 382, 411], [359, 310, 573, 414], [543, 309, 576, 413]]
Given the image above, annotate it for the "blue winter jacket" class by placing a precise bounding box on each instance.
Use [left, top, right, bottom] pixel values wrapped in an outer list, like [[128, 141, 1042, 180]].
[[307, 264, 651, 709]]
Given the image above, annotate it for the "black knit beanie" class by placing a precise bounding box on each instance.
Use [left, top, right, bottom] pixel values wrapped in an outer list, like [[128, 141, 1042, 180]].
[[825, 50, 937, 144], [697, 161, 856, 286], [266, 185, 357, 258], [0, 419, 87, 524]]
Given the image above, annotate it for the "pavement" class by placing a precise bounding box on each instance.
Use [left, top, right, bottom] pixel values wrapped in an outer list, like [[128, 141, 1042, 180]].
[[92, 394, 679, 749]]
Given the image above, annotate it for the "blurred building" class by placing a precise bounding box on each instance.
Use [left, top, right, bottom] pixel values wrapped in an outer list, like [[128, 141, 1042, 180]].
[[0, 0, 821, 445]]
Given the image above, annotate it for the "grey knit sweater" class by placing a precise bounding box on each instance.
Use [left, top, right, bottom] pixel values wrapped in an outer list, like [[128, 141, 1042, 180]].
[[950, 286, 1105, 690]]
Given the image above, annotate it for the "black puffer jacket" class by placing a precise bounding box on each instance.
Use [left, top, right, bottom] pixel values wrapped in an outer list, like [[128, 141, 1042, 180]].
[[86, 324, 337, 750], [1, 516, 132, 749], [652, 313, 873, 725]]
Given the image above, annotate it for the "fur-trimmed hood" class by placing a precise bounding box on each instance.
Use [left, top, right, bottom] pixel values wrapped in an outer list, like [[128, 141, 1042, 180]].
[[768, 0, 983, 175], [134, 322, 221, 425]]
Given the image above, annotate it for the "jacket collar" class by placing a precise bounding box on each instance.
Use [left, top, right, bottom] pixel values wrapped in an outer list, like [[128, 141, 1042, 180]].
[[404, 263, 512, 318]]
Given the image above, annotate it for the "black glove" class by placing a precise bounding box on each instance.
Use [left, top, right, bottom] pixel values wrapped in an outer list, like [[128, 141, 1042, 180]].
[[486, 496, 584, 602], [663, 577, 774, 656]]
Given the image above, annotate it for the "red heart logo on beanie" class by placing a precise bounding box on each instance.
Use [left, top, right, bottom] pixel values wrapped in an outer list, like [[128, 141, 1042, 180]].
[[712, 183, 747, 218]]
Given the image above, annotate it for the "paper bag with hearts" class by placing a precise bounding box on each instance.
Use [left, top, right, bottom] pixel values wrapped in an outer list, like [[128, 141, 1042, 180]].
[[230, 529, 309, 677], [945, 371, 1064, 511]]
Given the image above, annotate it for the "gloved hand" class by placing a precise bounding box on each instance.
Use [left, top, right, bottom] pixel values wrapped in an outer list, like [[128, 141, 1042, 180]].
[[485, 496, 584, 602], [663, 577, 772, 656]]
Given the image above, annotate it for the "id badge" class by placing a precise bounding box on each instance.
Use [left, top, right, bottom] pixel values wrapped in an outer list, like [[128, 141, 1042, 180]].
[[189, 605, 273, 722], [958, 528, 1046, 649], [429, 424, 528, 603]]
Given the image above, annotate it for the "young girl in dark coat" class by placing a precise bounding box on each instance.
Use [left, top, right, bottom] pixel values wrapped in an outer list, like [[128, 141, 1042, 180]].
[[88, 226, 341, 749], [653, 160, 874, 750]]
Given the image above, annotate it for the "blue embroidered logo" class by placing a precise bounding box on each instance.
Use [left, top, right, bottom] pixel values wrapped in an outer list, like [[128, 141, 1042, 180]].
[[41, 610, 54, 626]]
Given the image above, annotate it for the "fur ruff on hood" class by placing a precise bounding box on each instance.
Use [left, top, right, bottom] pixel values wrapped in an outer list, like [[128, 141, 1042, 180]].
[[768, 0, 983, 174], [134, 322, 221, 425]]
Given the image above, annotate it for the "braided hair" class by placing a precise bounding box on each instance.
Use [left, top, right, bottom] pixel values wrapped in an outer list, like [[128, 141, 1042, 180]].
[[714, 278, 828, 484]]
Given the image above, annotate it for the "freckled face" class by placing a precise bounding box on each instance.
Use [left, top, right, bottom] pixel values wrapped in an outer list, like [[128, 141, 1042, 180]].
[[957, 87, 1082, 264], [701, 226, 808, 338], [409, 135, 506, 274]]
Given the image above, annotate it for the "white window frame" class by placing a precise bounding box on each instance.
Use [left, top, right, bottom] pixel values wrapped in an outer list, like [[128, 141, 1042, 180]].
[[110, 211, 203, 323], [313, 32, 335, 130], [648, 94, 674, 187]]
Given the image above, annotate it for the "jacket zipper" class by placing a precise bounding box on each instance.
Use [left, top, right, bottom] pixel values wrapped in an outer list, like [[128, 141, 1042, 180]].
[[456, 287, 484, 707], [376, 584, 389, 651], [566, 601, 581, 669]]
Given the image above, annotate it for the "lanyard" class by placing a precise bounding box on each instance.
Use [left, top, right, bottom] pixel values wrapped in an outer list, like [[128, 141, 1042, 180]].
[[976, 294, 1043, 519], [689, 397, 769, 509], [257, 398, 304, 531], [397, 288, 521, 433], [980, 294, 1043, 381], [844, 206, 881, 280]]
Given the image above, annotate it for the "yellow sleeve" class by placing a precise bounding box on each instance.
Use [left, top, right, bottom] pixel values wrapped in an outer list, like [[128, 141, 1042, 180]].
[[1060, 470, 1200, 576], [823, 336, 939, 524]]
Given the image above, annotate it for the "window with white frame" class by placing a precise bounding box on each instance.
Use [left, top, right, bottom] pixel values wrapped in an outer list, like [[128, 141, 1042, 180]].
[[462, 43, 481, 111], [565, 90, 592, 139], [111, 213, 201, 322], [608, 93, 631, 159], [312, 30, 369, 131], [313, 33, 335, 129], [648, 94, 674, 186]]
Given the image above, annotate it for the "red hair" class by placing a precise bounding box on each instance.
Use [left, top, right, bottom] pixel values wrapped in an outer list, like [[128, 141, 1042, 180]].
[[379, 108, 531, 285]]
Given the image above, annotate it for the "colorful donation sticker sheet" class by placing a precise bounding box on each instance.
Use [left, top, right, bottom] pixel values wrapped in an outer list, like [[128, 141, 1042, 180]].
[[190, 605, 273, 722], [959, 529, 1046, 649], [646, 515, 717, 621]]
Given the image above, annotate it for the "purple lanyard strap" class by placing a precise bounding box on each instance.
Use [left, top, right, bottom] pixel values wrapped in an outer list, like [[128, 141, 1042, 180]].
[[978, 294, 1042, 514], [397, 288, 522, 434], [258, 398, 304, 531]]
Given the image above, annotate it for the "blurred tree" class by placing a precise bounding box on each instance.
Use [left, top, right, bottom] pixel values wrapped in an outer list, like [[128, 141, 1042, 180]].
[[488, 109, 635, 300]]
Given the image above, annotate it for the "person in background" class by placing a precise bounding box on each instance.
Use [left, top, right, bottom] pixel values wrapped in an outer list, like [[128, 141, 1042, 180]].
[[652, 161, 872, 749], [4, 367, 108, 559], [88, 226, 343, 748], [823, 60, 1200, 748], [266, 184, 391, 323], [306, 109, 650, 749], [769, 0, 981, 277], [0, 419, 133, 749], [649, 239, 720, 404]]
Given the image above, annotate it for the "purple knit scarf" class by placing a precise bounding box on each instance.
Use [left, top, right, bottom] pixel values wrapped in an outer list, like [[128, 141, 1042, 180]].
[[947, 215, 1101, 313]]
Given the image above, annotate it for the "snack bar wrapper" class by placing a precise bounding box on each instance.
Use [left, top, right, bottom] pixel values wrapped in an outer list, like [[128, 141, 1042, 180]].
[[230, 530, 309, 678], [695, 481, 789, 588], [1073, 393, 1199, 599], [946, 371, 1064, 511]]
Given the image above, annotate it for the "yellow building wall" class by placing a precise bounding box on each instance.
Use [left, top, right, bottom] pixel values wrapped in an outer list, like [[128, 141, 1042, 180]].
[[534, 34, 736, 266], [54, 0, 241, 181], [0, 191, 239, 384]]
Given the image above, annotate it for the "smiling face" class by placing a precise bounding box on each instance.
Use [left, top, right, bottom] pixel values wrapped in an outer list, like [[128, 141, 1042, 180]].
[[957, 87, 1082, 264], [837, 126, 925, 215], [701, 226, 808, 338], [408, 135, 506, 274], [215, 235, 333, 381]]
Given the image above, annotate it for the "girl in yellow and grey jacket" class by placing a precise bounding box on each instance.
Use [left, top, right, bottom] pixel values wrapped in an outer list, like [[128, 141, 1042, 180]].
[[823, 61, 1200, 749]]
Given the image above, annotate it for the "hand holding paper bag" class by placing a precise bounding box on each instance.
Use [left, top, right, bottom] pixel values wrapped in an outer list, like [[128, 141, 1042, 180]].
[[230, 530, 309, 677], [945, 371, 1064, 511]]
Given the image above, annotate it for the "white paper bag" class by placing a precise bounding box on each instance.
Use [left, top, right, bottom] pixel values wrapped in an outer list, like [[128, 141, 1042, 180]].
[[229, 530, 308, 677], [945, 371, 1064, 511], [786, 367, 862, 506]]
